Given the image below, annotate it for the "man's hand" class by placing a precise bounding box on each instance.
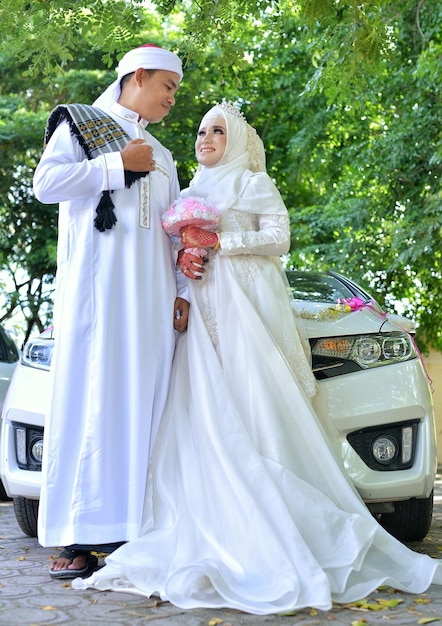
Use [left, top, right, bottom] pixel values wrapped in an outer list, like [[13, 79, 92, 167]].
[[177, 249, 205, 280], [121, 139, 156, 172], [173, 297, 190, 332]]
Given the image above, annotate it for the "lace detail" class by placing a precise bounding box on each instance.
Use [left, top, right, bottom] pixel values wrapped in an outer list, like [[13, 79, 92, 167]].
[[220, 209, 258, 234], [194, 270, 222, 364], [281, 329, 318, 399], [220, 210, 289, 254], [247, 124, 266, 173]]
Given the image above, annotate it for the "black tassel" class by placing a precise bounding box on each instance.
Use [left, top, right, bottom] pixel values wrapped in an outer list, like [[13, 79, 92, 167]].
[[125, 170, 149, 187], [94, 191, 117, 232]]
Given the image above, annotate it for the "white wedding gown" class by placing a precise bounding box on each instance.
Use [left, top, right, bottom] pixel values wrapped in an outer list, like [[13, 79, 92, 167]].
[[74, 209, 442, 614]]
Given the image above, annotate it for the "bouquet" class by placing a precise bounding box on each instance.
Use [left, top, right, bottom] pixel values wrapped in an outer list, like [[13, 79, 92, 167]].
[[161, 196, 219, 257]]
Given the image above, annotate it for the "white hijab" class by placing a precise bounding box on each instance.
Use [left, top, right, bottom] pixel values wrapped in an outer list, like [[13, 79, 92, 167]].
[[184, 102, 287, 217]]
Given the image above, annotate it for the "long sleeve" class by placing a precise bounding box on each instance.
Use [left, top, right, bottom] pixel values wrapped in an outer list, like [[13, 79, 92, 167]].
[[33, 121, 125, 204], [219, 213, 291, 257], [214, 170, 291, 256]]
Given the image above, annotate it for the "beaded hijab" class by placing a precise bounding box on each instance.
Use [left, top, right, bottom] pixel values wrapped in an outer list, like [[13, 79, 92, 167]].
[[183, 100, 285, 217]]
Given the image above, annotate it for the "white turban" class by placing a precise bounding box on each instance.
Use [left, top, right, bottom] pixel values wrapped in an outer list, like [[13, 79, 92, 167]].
[[93, 44, 183, 111]]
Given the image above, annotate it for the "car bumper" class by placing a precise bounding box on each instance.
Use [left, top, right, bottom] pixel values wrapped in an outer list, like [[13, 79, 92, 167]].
[[0, 365, 48, 500], [313, 356, 437, 502]]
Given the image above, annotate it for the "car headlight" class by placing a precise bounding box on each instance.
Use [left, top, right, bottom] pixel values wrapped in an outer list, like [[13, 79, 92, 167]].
[[22, 336, 54, 371], [312, 331, 415, 369]]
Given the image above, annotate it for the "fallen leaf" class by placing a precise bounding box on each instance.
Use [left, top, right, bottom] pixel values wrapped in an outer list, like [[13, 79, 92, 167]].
[[377, 598, 404, 607], [18, 556, 25, 561], [41, 605, 57, 611], [277, 610, 298, 616], [365, 604, 384, 611], [415, 598, 432, 604], [417, 619, 442, 624], [310, 608, 318, 616], [345, 599, 369, 609], [351, 620, 367, 626], [208, 619, 224, 626]]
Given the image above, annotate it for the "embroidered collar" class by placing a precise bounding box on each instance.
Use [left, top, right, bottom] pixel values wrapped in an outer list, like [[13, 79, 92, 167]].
[[111, 102, 149, 129]]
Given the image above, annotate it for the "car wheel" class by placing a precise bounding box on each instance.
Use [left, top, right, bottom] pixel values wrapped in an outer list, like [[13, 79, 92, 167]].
[[378, 491, 433, 542], [13, 497, 39, 537]]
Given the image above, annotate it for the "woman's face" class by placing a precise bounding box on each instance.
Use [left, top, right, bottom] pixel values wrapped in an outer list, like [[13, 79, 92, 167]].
[[195, 115, 227, 167]]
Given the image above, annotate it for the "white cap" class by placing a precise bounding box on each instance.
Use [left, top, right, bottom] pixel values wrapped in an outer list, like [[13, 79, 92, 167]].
[[93, 43, 183, 110]]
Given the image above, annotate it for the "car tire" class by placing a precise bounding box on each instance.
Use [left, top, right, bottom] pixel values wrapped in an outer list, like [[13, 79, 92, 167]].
[[13, 497, 39, 537], [378, 491, 433, 542]]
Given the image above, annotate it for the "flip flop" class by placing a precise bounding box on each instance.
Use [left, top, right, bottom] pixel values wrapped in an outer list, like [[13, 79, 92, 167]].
[[49, 548, 99, 580]]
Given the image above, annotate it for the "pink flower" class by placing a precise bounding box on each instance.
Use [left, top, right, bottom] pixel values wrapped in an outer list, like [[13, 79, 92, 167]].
[[161, 196, 220, 257]]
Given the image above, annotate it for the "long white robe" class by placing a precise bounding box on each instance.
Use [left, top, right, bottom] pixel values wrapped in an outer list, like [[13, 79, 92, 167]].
[[73, 194, 442, 612], [33, 102, 186, 547]]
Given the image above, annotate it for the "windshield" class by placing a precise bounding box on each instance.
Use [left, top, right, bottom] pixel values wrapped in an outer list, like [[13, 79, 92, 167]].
[[286, 271, 362, 303]]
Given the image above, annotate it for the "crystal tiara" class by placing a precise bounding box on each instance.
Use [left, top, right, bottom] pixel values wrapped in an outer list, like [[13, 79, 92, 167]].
[[217, 99, 247, 122]]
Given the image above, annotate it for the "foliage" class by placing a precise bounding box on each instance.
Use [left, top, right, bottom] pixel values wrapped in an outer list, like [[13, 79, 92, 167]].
[[0, 94, 57, 344], [0, 0, 440, 353], [0, 0, 402, 104], [0, 0, 147, 76]]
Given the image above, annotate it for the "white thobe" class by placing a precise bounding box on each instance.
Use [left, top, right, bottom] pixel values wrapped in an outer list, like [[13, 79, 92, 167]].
[[33, 101, 186, 547]]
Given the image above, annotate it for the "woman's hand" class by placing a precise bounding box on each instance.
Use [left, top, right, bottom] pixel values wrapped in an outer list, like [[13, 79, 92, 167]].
[[177, 249, 205, 280], [180, 225, 219, 250]]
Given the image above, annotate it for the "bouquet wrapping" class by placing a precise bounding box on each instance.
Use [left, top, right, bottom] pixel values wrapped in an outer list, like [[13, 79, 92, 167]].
[[161, 196, 219, 257]]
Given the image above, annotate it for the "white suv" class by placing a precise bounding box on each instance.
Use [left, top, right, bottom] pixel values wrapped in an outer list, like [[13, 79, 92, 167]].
[[0, 271, 436, 542], [0, 324, 20, 499]]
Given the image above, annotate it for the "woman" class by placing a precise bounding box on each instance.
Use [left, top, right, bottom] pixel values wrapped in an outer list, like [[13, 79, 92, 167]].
[[73, 102, 442, 614]]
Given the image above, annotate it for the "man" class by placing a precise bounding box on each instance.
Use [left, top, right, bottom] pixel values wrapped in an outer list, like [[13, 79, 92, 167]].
[[33, 44, 189, 579]]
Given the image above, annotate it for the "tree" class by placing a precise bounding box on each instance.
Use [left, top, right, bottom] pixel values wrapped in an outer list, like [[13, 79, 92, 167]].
[[0, 0, 403, 104], [0, 0, 440, 352]]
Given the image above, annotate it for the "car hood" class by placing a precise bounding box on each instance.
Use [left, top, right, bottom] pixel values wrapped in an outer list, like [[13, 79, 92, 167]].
[[292, 301, 415, 339]]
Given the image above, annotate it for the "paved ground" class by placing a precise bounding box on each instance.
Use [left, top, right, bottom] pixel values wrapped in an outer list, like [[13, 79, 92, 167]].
[[2, 481, 442, 626]]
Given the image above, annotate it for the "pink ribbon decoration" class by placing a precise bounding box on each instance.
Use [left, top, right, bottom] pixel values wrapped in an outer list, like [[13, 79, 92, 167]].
[[337, 298, 433, 392]]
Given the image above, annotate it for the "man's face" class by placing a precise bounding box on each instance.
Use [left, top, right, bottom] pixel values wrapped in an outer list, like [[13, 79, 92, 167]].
[[134, 70, 180, 123]]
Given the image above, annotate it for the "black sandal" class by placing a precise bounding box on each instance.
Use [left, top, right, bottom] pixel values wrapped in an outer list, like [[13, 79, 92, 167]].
[[49, 547, 98, 580]]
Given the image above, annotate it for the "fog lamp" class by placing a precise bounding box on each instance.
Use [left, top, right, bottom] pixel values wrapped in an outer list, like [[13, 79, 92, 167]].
[[30, 438, 44, 463], [15, 427, 27, 466], [402, 426, 413, 464], [372, 435, 398, 465]]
